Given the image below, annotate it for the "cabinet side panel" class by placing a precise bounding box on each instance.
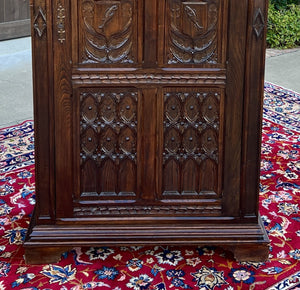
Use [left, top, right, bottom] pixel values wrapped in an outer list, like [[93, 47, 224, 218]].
[[53, 0, 74, 217], [31, 0, 55, 223], [241, 0, 268, 218], [222, 0, 248, 216]]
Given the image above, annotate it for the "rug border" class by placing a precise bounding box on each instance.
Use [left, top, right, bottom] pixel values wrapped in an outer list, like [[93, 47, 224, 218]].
[[265, 81, 300, 96], [0, 119, 34, 131]]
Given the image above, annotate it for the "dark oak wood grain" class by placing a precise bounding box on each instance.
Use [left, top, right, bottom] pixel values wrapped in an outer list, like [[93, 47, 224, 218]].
[[25, 0, 270, 264]]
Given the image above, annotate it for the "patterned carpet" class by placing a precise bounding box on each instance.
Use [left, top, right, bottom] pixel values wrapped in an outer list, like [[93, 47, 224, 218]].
[[0, 82, 299, 289]]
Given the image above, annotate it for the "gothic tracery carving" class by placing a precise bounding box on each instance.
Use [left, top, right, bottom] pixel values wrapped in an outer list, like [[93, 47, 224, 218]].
[[80, 89, 138, 197], [163, 89, 221, 195]]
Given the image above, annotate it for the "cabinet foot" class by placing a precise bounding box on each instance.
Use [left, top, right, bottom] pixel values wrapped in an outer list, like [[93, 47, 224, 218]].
[[24, 247, 71, 264], [228, 244, 270, 262]]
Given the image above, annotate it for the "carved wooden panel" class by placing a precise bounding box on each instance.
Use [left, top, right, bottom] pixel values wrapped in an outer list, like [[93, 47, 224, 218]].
[[78, 0, 137, 64], [79, 89, 138, 198], [165, 0, 222, 65], [162, 88, 223, 197]]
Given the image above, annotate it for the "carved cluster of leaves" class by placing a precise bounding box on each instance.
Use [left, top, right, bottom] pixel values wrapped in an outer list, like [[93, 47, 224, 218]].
[[81, 0, 134, 64], [168, 0, 219, 64]]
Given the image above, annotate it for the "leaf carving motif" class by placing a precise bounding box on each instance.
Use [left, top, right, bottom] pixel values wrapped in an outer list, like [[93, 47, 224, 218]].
[[74, 204, 222, 216], [98, 5, 118, 29], [81, 0, 134, 64], [168, 0, 219, 64], [184, 6, 204, 30], [57, 2, 65, 43]]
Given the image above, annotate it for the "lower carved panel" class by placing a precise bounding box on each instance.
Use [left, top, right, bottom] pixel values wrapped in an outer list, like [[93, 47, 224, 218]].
[[162, 88, 223, 197], [79, 89, 138, 198]]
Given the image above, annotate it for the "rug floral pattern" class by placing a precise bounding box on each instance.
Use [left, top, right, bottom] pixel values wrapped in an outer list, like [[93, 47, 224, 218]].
[[0, 82, 299, 289]]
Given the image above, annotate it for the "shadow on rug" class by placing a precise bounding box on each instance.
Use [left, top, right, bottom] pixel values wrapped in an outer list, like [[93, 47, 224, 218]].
[[0, 82, 299, 289]]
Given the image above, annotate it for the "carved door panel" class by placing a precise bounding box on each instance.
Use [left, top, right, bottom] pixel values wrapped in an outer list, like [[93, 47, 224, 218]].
[[159, 87, 223, 199], [72, 0, 142, 212], [77, 0, 139, 65], [154, 0, 228, 209], [158, 0, 226, 66], [52, 0, 245, 221], [77, 88, 139, 199]]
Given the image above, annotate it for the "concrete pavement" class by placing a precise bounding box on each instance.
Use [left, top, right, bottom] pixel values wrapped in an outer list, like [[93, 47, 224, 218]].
[[0, 37, 299, 128], [0, 37, 33, 128], [265, 48, 300, 93]]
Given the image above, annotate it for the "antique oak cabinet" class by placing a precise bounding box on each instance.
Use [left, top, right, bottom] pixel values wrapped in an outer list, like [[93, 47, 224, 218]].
[[25, 0, 270, 263]]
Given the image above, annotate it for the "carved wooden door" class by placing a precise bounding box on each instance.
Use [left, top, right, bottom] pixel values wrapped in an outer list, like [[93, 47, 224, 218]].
[[60, 0, 229, 219], [53, 0, 257, 218], [26, 0, 269, 263]]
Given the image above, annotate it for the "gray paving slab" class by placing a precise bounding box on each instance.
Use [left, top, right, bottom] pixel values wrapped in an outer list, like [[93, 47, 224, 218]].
[[0, 37, 299, 128], [265, 49, 300, 94], [0, 37, 33, 128]]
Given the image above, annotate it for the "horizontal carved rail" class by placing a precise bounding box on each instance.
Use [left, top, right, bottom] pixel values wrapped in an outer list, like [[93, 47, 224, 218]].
[[72, 73, 226, 85], [73, 204, 222, 216]]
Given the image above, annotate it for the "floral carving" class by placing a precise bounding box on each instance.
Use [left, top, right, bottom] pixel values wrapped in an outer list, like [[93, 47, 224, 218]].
[[57, 2, 66, 43]]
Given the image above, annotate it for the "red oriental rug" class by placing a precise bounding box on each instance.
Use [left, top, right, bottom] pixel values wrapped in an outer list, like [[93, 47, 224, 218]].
[[0, 82, 299, 290]]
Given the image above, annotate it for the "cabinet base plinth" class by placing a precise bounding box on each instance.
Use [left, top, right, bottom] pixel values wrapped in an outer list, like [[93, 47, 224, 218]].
[[24, 217, 269, 264], [230, 244, 270, 262], [24, 247, 71, 264]]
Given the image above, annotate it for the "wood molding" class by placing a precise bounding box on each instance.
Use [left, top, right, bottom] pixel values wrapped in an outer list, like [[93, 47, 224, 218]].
[[25, 216, 269, 264], [72, 72, 227, 85]]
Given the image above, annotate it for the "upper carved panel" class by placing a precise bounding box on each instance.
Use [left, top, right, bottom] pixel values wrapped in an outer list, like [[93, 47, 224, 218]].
[[166, 0, 220, 65], [79, 0, 136, 64]]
